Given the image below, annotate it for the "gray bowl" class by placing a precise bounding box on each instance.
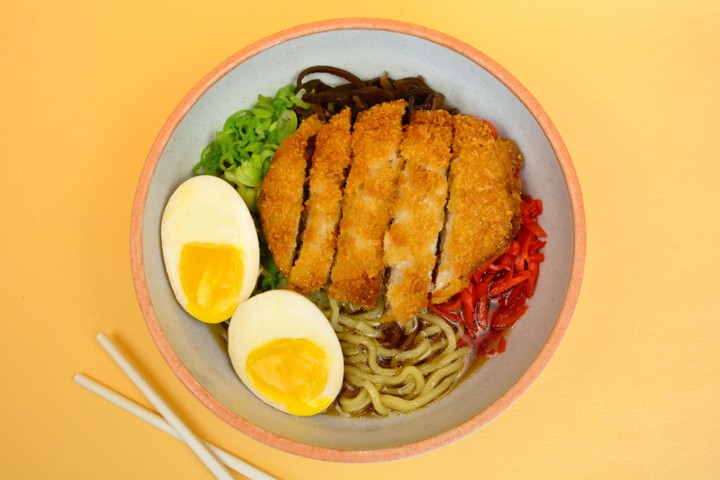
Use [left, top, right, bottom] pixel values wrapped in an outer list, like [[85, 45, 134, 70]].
[[130, 18, 586, 462]]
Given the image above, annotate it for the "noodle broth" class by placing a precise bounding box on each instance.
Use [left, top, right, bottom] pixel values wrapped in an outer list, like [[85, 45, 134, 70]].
[[319, 295, 518, 417], [216, 292, 505, 418], [320, 296, 472, 417]]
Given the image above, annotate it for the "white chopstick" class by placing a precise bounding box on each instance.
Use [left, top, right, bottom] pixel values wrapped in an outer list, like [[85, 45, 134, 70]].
[[94, 333, 235, 480], [74, 373, 275, 480]]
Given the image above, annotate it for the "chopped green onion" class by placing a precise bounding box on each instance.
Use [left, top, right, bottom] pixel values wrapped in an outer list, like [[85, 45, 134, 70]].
[[192, 84, 308, 197], [235, 184, 259, 214]]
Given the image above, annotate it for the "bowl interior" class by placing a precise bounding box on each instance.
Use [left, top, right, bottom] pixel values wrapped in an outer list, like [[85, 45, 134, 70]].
[[135, 23, 580, 460]]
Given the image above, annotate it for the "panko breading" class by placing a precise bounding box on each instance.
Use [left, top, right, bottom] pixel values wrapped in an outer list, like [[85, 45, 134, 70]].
[[257, 115, 323, 277], [383, 110, 453, 323], [501, 138, 525, 233], [431, 114, 522, 304], [289, 109, 352, 293], [258, 101, 524, 319], [328, 100, 407, 308]]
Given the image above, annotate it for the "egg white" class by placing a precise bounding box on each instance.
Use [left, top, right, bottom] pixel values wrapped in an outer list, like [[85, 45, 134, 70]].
[[227, 290, 344, 416], [161, 175, 260, 321]]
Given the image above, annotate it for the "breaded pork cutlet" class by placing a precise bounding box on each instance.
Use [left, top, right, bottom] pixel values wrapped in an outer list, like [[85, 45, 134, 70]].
[[257, 115, 323, 277], [431, 114, 523, 304], [329, 99, 407, 308], [383, 110, 453, 323], [500, 138, 525, 232], [289, 109, 352, 293]]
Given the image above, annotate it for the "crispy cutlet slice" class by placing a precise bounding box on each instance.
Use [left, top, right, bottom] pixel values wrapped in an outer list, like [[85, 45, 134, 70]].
[[431, 114, 522, 304], [328, 100, 407, 308], [289, 109, 352, 293], [257, 115, 323, 277], [501, 137, 525, 234], [383, 110, 453, 323]]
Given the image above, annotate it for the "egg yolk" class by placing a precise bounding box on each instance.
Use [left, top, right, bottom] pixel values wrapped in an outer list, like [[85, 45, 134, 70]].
[[179, 242, 243, 324], [246, 338, 331, 416]]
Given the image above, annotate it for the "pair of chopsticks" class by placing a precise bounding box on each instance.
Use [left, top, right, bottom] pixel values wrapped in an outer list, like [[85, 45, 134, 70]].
[[74, 333, 275, 480]]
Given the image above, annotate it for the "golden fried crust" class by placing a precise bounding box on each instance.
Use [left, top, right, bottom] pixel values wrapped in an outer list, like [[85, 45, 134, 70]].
[[501, 138, 525, 235], [328, 100, 407, 307], [289, 109, 352, 293], [383, 110, 453, 323], [257, 115, 323, 277], [431, 114, 522, 304]]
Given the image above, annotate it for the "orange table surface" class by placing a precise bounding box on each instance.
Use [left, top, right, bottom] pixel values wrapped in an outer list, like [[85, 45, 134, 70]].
[[2, 1, 719, 478]]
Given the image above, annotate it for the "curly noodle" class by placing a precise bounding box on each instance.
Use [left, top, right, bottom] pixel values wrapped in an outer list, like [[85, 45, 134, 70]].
[[313, 293, 471, 416]]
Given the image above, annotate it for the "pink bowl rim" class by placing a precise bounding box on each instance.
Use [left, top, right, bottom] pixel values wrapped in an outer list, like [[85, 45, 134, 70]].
[[130, 17, 586, 463]]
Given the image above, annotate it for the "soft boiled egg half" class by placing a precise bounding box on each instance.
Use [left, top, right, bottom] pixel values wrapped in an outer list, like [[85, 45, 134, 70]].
[[161, 175, 259, 324], [228, 290, 344, 416]]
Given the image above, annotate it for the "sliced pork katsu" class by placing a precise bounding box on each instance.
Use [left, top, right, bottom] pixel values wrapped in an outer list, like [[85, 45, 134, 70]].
[[500, 138, 525, 233], [258, 102, 524, 318], [383, 110, 454, 324], [289, 109, 353, 293], [431, 114, 523, 304], [328, 100, 407, 308], [257, 115, 323, 277]]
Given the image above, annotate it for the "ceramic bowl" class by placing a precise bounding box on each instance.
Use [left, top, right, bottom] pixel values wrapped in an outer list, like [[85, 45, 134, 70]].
[[130, 18, 585, 462]]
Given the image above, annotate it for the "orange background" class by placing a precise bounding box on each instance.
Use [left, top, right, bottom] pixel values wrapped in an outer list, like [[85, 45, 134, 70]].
[[2, 1, 719, 478]]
